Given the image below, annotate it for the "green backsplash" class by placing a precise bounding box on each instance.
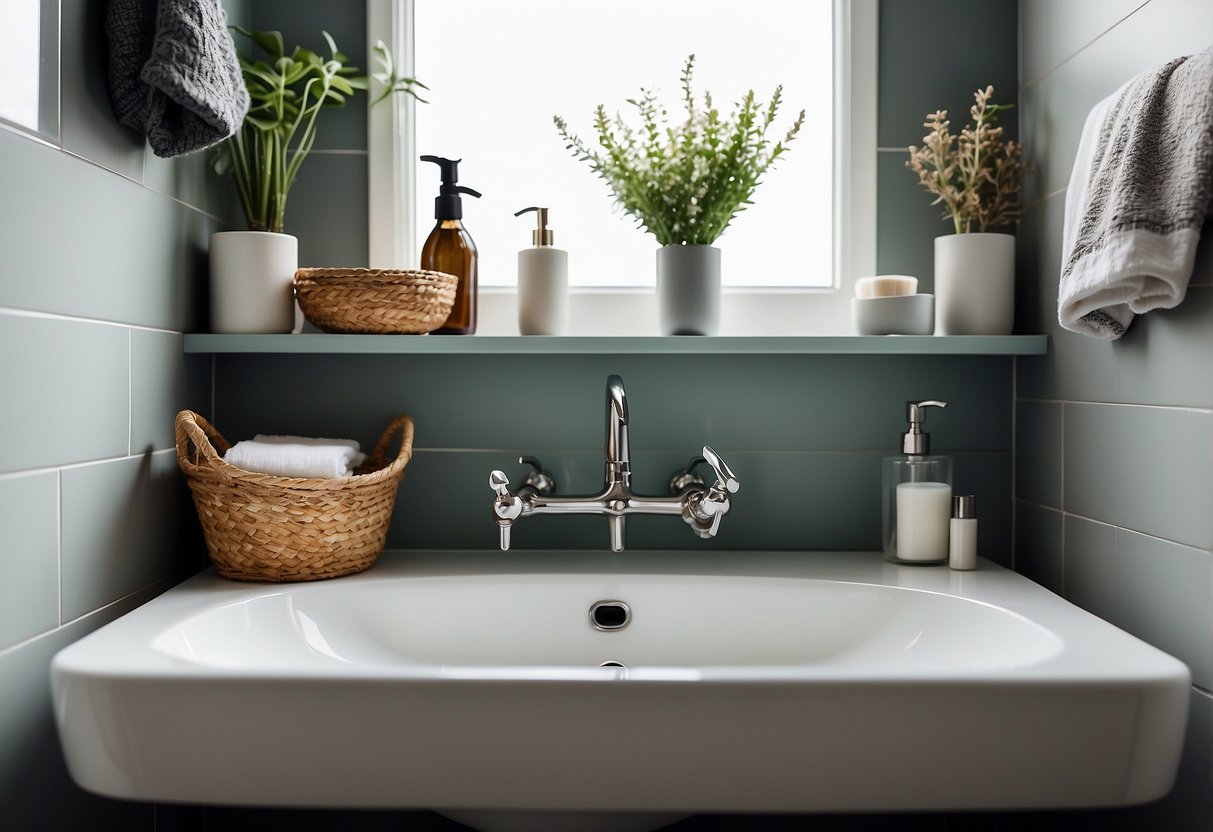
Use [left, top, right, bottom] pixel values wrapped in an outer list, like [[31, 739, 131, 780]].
[[214, 353, 1013, 561]]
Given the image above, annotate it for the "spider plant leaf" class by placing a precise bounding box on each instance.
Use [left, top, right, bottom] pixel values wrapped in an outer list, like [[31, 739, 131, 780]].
[[232, 26, 284, 60]]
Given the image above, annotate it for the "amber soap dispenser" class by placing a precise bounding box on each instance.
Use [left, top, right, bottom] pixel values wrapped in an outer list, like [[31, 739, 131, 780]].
[[420, 155, 481, 334]]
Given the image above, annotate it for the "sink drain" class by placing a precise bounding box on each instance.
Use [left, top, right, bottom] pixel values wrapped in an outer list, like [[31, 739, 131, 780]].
[[598, 660, 628, 668], [589, 600, 631, 631]]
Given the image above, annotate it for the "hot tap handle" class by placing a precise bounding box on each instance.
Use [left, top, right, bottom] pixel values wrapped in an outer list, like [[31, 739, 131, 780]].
[[701, 446, 740, 494], [489, 470, 511, 497]]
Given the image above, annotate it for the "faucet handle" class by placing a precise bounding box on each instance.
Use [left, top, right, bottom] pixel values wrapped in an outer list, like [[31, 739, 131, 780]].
[[489, 470, 521, 551], [489, 470, 522, 521], [669, 455, 707, 494], [489, 469, 512, 498], [518, 456, 556, 495], [701, 446, 740, 494]]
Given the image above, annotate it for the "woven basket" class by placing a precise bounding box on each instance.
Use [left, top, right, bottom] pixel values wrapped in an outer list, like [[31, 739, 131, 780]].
[[295, 267, 458, 334], [175, 410, 414, 582]]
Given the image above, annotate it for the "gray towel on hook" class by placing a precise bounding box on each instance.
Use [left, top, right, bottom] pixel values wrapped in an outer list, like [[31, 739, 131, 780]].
[[1058, 44, 1213, 339], [106, 0, 249, 158]]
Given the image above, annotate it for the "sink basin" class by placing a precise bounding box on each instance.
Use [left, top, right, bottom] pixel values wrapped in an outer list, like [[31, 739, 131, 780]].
[[53, 551, 1189, 823]]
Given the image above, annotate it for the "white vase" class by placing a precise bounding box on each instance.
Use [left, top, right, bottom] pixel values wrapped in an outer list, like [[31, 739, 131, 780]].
[[656, 244, 721, 336], [934, 232, 1015, 335], [209, 231, 298, 334]]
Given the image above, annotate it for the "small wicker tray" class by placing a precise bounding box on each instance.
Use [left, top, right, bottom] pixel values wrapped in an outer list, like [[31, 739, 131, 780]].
[[295, 267, 458, 334], [175, 410, 414, 582]]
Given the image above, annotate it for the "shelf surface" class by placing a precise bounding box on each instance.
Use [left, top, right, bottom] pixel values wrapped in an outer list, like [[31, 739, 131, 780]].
[[185, 334, 1047, 355]]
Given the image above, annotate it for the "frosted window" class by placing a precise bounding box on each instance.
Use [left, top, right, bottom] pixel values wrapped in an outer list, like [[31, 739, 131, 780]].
[[414, 0, 834, 287]]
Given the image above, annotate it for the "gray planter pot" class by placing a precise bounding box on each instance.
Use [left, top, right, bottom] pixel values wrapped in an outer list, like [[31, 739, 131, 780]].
[[656, 244, 721, 336]]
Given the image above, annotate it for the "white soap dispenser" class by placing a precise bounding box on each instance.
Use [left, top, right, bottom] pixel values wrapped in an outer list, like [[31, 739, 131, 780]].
[[515, 206, 568, 335], [882, 400, 953, 565]]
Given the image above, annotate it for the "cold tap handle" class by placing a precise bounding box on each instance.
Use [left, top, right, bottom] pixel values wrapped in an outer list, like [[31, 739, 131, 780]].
[[489, 470, 511, 497], [701, 446, 740, 494]]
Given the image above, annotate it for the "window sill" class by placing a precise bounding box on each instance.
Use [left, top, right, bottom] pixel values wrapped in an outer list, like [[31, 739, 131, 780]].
[[184, 333, 1047, 356]]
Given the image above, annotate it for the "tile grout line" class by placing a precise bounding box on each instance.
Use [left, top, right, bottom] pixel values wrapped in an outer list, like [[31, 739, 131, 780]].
[[128, 327, 133, 458], [0, 448, 176, 481], [56, 469, 63, 627], [0, 306, 184, 335], [0, 578, 171, 662], [0, 117, 59, 151], [1017, 497, 1212, 555], [1020, 0, 1154, 91], [1059, 403, 1065, 522], [1016, 396, 1213, 415], [2, 113, 223, 224]]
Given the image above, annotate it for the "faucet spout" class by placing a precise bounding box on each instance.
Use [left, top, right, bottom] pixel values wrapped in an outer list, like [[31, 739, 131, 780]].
[[605, 374, 631, 486]]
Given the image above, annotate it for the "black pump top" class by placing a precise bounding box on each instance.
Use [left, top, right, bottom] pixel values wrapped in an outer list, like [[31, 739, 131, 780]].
[[421, 155, 482, 220]]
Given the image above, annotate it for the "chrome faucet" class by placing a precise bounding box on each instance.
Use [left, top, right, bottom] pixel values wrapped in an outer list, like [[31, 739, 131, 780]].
[[489, 374, 739, 552]]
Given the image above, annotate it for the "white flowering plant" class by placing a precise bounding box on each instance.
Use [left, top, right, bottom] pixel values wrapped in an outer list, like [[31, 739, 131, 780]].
[[554, 55, 804, 246]]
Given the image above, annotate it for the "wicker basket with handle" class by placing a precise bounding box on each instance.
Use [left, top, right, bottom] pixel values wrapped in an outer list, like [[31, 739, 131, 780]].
[[294, 267, 458, 333], [175, 410, 414, 582]]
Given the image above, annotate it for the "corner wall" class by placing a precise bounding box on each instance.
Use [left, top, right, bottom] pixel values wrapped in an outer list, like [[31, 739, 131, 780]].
[[0, 0, 244, 826], [1014, 1, 1213, 828]]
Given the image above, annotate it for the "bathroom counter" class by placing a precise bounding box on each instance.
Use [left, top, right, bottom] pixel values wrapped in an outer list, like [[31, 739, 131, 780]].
[[184, 334, 1048, 355]]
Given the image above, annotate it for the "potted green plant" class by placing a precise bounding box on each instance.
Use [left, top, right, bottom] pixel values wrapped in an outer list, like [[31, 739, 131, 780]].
[[555, 56, 804, 335], [906, 85, 1027, 335], [209, 28, 424, 333]]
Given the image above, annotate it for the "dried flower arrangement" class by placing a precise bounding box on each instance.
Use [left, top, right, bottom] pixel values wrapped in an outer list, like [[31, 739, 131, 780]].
[[906, 85, 1027, 235], [554, 55, 805, 246]]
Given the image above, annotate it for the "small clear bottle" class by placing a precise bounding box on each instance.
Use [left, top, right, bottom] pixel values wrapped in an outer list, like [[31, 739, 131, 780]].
[[883, 400, 952, 565], [949, 495, 978, 570]]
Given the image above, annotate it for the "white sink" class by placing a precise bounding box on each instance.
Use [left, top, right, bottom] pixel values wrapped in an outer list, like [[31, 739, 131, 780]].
[[53, 551, 1189, 825]]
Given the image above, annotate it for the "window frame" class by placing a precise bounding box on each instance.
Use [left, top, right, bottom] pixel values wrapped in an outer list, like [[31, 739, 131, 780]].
[[366, 0, 877, 336]]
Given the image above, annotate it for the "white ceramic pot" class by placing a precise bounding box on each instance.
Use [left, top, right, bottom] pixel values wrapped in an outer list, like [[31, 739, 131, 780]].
[[656, 244, 721, 336], [934, 232, 1015, 335], [209, 231, 298, 334]]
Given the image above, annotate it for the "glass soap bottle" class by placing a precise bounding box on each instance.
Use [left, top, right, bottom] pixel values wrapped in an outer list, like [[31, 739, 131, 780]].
[[883, 400, 952, 565], [420, 155, 482, 334]]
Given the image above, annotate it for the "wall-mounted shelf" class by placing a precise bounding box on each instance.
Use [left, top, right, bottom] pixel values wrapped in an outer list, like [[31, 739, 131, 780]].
[[184, 334, 1048, 356]]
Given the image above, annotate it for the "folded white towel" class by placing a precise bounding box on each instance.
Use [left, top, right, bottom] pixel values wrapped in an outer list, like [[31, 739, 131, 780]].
[[224, 440, 366, 478], [254, 434, 362, 452], [1058, 46, 1213, 339]]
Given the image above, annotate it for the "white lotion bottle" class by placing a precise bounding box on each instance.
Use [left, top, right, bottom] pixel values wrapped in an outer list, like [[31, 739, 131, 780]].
[[882, 400, 953, 565], [949, 494, 978, 570], [515, 206, 568, 335]]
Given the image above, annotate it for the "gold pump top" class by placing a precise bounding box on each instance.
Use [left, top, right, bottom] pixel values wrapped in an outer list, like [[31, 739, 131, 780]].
[[514, 206, 555, 247]]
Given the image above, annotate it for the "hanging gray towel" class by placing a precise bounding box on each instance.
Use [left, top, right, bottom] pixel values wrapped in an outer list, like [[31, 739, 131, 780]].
[[1058, 45, 1213, 339], [106, 0, 249, 158]]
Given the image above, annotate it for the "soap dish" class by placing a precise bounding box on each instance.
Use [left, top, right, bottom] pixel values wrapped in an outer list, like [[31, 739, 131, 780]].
[[852, 294, 935, 336]]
